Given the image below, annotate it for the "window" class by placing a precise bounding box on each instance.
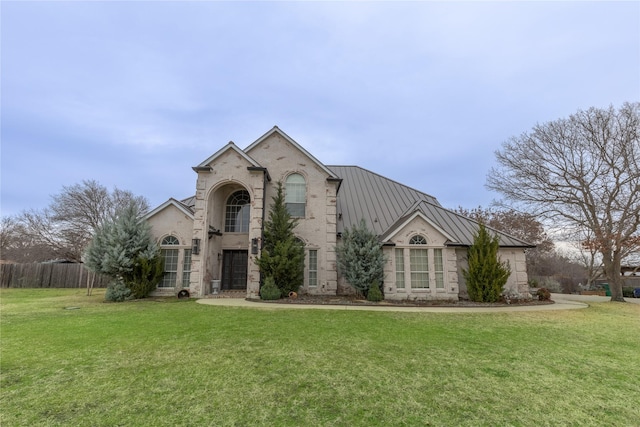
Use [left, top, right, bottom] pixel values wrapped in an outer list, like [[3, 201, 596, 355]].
[[225, 190, 250, 232], [182, 249, 192, 287], [409, 235, 427, 245], [308, 250, 318, 287], [395, 248, 405, 289], [434, 248, 444, 288], [410, 249, 429, 288], [285, 173, 306, 217], [409, 235, 429, 288], [161, 236, 180, 245], [160, 249, 179, 288]]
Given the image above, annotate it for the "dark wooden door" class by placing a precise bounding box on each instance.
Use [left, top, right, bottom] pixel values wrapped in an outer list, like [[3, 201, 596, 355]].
[[221, 250, 248, 290]]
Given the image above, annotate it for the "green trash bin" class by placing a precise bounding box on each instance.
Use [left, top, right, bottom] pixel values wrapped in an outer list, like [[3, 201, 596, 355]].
[[602, 283, 611, 296]]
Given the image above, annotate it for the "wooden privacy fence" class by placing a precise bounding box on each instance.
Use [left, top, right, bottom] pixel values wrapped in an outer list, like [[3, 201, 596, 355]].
[[0, 263, 110, 289]]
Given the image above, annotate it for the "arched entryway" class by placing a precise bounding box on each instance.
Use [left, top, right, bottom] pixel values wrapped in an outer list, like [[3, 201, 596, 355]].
[[205, 183, 252, 293]]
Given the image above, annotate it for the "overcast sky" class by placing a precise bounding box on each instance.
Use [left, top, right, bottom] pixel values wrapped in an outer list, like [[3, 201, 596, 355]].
[[2, 1, 638, 218]]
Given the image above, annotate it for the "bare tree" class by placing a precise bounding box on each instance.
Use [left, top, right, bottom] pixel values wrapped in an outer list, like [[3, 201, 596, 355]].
[[487, 102, 640, 302], [8, 180, 149, 262]]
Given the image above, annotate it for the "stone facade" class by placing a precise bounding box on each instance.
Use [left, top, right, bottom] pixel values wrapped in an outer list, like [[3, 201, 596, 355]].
[[145, 127, 531, 300]]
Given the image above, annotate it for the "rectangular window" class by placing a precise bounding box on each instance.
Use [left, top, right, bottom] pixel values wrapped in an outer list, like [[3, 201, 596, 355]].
[[410, 248, 429, 289], [160, 249, 179, 288], [395, 248, 405, 289], [434, 249, 444, 289], [182, 249, 192, 287], [308, 250, 318, 287]]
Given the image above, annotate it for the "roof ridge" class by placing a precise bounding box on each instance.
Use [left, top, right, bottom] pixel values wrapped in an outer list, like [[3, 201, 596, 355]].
[[327, 165, 439, 204], [413, 200, 535, 247]]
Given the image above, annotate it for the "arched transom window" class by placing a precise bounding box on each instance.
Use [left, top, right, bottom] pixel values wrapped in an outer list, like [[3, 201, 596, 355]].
[[225, 190, 250, 233], [285, 173, 306, 217], [409, 235, 427, 245], [161, 235, 180, 245]]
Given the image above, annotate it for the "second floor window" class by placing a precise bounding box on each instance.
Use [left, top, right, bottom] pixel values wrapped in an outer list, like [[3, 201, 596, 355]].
[[225, 190, 250, 233], [285, 173, 306, 217]]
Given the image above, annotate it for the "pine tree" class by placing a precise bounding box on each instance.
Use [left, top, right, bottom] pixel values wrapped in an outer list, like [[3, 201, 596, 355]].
[[256, 181, 305, 297], [85, 202, 163, 299], [462, 223, 511, 302], [336, 219, 386, 297]]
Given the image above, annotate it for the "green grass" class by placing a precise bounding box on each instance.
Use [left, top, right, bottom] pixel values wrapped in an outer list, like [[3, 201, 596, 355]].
[[1, 289, 639, 426]]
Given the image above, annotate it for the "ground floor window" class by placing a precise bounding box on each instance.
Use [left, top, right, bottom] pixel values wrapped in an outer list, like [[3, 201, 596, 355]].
[[308, 250, 318, 287], [182, 249, 192, 287], [410, 248, 429, 289], [395, 248, 405, 289], [160, 248, 179, 288], [394, 246, 446, 290]]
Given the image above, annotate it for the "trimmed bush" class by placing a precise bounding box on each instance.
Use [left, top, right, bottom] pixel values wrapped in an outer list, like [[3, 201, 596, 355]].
[[536, 287, 551, 301], [105, 280, 132, 302], [260, 277, 281, 300], [367, 280, 383, 302]]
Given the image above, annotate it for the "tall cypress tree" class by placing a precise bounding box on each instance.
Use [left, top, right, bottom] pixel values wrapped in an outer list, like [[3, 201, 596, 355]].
[[462, 223, 511, 302], [256, 181, 305, 297]]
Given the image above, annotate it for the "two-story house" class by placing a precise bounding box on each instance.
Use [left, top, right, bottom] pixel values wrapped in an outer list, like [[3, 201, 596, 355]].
[[145, 127, 532, 300]]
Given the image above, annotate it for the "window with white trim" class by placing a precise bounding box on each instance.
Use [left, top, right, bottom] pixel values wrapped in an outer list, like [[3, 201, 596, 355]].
[[225, 190, 250, 232], [434, 248, 444, 288], [285, 173, 306, 217], [409, 235, 429, 289], [182, 249, 192, 287], [395, 248, 405, 289], [160, 236, 179, 288], [308, 250, 318, 287]]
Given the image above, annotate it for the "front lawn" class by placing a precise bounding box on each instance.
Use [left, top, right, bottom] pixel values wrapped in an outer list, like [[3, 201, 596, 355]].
[[1, 289, 638, 426]]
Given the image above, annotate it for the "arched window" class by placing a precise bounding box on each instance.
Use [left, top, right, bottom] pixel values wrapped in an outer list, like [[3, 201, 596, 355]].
[[285, 173, 306, 217], [225, 190, 250, 233], [409, 235, 429, 288], [161, 235, 180, 245], [160, 235, 180, 288], [409, 235, 427, 245]]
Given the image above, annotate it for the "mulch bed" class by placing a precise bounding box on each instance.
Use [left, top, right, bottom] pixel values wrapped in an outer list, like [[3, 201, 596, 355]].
[[247, 294, 554, 308]]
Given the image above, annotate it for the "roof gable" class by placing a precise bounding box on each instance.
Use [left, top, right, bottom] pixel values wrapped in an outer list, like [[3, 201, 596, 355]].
[[245, 126, 339, 179], [383, 200, 534, 247], [144, 198, 195, 221], [196, 141, 261, 169]]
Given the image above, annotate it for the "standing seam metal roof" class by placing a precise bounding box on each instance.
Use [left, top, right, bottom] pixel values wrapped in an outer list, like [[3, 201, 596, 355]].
[[328, 165, 533, 248]]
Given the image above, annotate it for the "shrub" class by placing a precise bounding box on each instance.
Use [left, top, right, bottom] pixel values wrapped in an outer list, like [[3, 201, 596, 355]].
[[105, 280, 132, 302], [126, 253, 165, 299], [462, 223, 511, 302], [260, 277, 281, 300], [336, 219, 386, 295], [367, 280, 383, 302], [536, 287, 551, 301]]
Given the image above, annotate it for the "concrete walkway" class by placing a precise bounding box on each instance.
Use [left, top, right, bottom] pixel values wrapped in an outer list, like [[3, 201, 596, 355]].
[[197, 293, 637, 313]]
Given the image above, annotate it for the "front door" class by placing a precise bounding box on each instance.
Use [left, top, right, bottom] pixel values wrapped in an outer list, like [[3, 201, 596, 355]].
[[221, 250, 248, 290]]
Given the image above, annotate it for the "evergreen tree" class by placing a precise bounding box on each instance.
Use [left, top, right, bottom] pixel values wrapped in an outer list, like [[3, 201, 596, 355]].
[[85, 202, 163, 299], [256, 181, 305, 297], [462, 223, 511, 302], [336, 219, 386, 297]]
